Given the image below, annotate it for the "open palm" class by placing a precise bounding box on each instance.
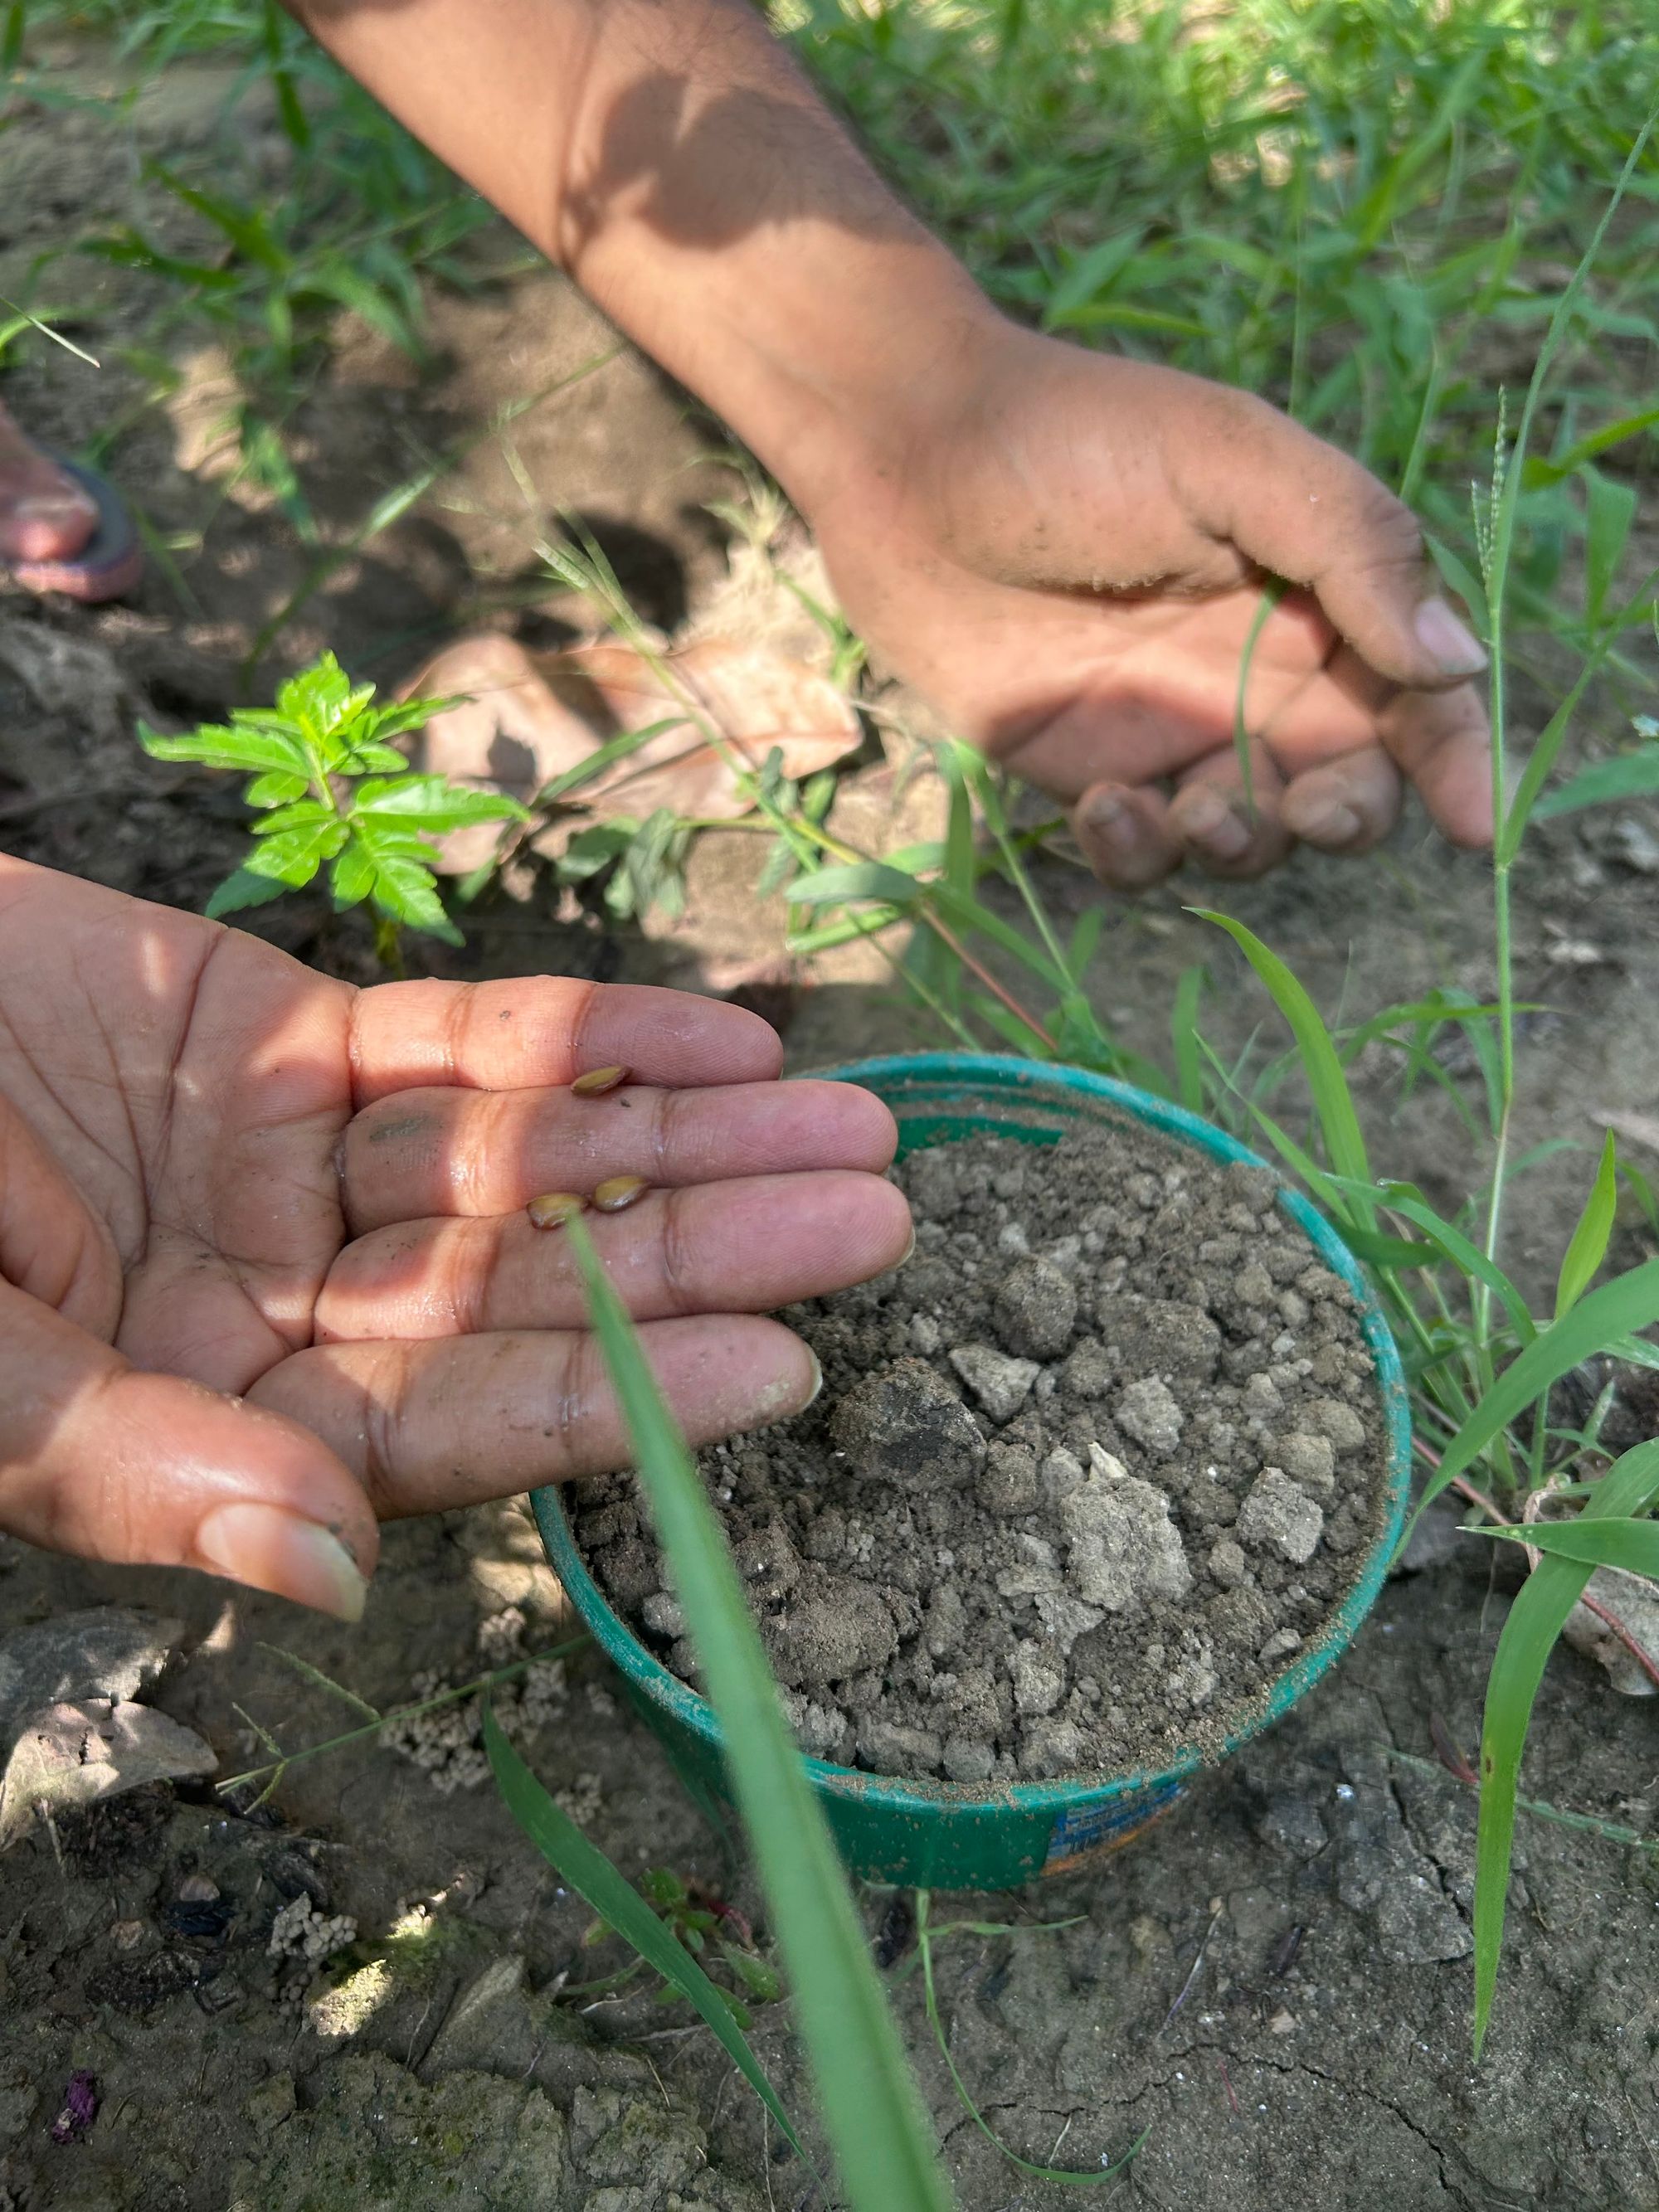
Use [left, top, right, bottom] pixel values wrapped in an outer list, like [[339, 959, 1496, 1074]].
[[0, 858, 906, 1616]]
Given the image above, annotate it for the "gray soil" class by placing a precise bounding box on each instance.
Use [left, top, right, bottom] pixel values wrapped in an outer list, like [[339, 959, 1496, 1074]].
[[573, 1127, 1389, 1785]]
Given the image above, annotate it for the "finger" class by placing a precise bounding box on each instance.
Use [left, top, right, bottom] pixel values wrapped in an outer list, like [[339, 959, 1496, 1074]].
[[317, 1169, 912, 1340], [1173, 391, 1490, 693], [1071, 782, 1182, 891], [1279, 746, 1404, 854], [343, 1076, 898, 1232], [0, 1279, 377, 1618], [1167, 741, 1292, 879], [1378, 680, 1494, 847], [247, 1318, 821, 1518], [347, 975, 785, 1106], [1, 1095, 122, 1334]]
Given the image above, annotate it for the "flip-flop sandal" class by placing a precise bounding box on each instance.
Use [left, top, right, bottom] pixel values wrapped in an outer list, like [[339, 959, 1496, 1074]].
[[4, 452, 144, 605]]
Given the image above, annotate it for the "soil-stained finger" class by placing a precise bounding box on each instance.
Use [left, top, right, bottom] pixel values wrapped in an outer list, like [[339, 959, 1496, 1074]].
[[246, 1315, 821, 1518], [316, 1169, 913, 1339], [341, 1077, 898, 1232]]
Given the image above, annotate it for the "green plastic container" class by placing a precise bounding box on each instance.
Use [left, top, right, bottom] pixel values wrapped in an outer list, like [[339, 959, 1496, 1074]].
[[533, 1052, 1410, 1889]]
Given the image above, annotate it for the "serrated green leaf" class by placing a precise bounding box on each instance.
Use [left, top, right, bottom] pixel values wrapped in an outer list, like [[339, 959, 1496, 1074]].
[[350, 775, 528, 830], [330, 838, 377, 908], [244, 770, 310, 806], [251, 799, 336, 837], [203, 867, 295, 920], [241, 819, 350, 887], [371, 854, 462, 943], [140, 718, 310, 779]]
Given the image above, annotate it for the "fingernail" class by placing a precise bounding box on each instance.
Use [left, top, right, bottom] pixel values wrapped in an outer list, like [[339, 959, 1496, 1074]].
[[196, 1504, 369, 1622], [1298, 802, 1363, 848], [1415, 597, 1487, 676], [1082, 793, 1141, 853], [898, 1223, 917, 1266], [802, 1349, 824, 1409], [1181, 789, 1252, 861]]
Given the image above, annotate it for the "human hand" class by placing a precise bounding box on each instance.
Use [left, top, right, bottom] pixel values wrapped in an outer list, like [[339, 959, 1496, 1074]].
[[0, 858, 908, 1618], [809, 331, 1492, 887]]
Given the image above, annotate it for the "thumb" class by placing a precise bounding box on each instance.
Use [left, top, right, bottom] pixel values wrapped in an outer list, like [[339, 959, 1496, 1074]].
[[1174, 391, 1489, 692], [0, 1277, 379, 1620]]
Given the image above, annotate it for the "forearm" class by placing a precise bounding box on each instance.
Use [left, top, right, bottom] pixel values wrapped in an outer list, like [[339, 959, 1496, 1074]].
[[292, 0, 997, 511]]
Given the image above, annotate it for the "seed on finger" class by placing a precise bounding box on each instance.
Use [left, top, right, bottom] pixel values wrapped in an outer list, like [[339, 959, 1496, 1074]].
[[528, 1190, 587, 1230], [572, 1064, 630, 1097], [593, 1174, 648, 1213]]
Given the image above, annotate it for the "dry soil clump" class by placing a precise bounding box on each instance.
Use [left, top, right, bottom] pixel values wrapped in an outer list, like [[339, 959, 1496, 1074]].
[[572, 1122, 1389, 1784]]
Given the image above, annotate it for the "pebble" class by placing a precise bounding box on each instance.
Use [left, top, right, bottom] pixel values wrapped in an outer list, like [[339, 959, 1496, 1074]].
[[1113, 1376, 1185, 1455], [948, 1342, 1040, 1422], [1237, 1468, 1326, 1563], [992, 1257, 1078, 1360]]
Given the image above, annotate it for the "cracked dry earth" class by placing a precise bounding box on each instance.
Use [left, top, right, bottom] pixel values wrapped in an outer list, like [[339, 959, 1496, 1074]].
[[2, 1505, 1657, 2212]]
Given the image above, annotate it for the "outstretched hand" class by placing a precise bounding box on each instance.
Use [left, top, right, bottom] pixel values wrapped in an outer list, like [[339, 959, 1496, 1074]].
[[810, 335, 1492, 887], [0, 859, 908, 1617]]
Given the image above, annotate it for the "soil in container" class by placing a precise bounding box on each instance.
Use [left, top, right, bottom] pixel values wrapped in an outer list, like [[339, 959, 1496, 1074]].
[[569, 1120, 1390, 1787]]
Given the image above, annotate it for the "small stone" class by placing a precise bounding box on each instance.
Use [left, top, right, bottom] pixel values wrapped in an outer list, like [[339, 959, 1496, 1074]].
[[1040, 1445, 1087, 1506], [178, 1873, 221, 1903], [830, 1360, 985, 1489], [1611, 814, 1659, 874], [1018, 1717, 1086, 1778], [642, 1591, 686, 1641], [731, 1517, 800, 1601], [993, 1257, 1078, 1360], [977, 1442, 1039, 1515], [1307, 1398, 1367, 1455], [1207, 1538, 1248, 1588], [1059, 1337, 1114, 1398], [857, 1719, 943, 1775], [1259, 1627, 1301, 1666], [1268, 2008, 1298, 2036], [1234, 1262, 1275, 1307], [941, 1735, 995, 1785], [995, 1221, 1030, 1257], [1114, 1377, 1184, 1456], [1237, 1469, 1325, 1563], [949, 1342, 1039, 1422], [1010, 1643, 1065, 1715], [1060, 1461, 1192, 1611], [1273, 1431, 1336, 1495], [909, 1313, 941, 1355]]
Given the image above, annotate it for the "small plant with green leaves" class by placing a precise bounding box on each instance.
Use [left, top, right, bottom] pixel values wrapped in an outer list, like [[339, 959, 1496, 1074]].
[[139, 651, 525, 955]]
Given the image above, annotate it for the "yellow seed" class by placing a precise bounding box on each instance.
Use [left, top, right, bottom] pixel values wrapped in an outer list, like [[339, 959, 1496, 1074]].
[[572, 1064, 630, 1097], [528, 1190, 586, 1230], [592, 1174, 648, 1213]]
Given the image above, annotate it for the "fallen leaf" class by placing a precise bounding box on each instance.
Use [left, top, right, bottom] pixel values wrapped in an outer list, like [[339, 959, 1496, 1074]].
[[0, 1699, 217, 1849], [402, 634, 860, 874]]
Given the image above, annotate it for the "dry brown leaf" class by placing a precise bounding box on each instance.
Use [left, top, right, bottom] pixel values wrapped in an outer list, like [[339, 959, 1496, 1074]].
[[0, 1699, 217, 1849], [403, 633, 860, 873]]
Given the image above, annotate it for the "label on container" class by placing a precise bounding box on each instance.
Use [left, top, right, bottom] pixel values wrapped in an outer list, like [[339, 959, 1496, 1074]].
[[1044, 1782, 1185, 1872]]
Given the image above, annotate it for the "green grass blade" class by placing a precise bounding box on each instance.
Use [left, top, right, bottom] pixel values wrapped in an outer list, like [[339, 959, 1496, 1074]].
[[1554, 1130, 1618, 1319], [1191, 911, 1372, 1196], [482, 1707, 806, 2161], [1472, 1438, 1659, 2055], [1535, 741, 1659, 820], [562, 1217, 952, 2212], [1378, 1186, 1536, 1344], [1171, 965, 1205, 1114], [1405, 1258, 1659, 1534], [1483, 1519, 1659, 1574]]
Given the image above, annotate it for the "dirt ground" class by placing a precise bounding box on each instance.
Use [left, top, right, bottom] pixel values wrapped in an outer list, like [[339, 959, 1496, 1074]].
[[3, 44, 1659, 2212]]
